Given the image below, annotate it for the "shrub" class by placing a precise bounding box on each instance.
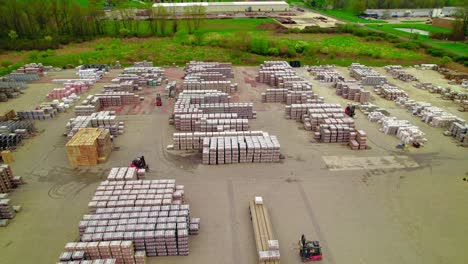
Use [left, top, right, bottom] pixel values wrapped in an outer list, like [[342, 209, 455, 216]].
[[294, 41, 309, 54], [268, 47, 279, 56], [95, 44, 105, 51], [1, 60, 13, 67], [439, 56, 453, 66], [394, 41, 421, 50], [319, 47, 329, 54]]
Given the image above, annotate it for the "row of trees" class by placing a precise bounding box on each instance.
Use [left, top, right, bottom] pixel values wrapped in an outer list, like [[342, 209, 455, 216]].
[[306, 0, 465, 10], [0, 0, 206, 50]]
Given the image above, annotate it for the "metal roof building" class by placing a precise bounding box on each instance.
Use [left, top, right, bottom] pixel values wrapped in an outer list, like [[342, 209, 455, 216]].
[[152, 1, 290, 14]]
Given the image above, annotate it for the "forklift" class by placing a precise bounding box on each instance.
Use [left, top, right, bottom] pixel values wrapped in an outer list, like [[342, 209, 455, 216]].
[[156, 93, 162, 106], [130, 155, 149, 171], [299, 234, 322, 262]]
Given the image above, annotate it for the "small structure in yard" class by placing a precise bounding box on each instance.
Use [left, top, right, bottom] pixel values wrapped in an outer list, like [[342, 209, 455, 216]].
[[152, 1, 290, 15]]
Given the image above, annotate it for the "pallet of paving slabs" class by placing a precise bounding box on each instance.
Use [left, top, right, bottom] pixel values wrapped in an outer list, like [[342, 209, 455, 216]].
[[249, 197, 280, 264]]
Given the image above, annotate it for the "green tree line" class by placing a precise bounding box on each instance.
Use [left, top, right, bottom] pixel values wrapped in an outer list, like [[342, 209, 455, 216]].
[[306, 0, 466, 10], [0, 0, 206, 50]]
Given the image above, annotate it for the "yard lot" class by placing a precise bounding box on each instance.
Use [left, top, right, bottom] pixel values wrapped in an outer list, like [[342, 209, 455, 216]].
[[0, 66, 467, 264]]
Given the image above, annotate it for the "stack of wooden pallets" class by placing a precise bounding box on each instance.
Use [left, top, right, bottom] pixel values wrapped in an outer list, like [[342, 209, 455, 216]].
[[249, 197, 280, 264], [66, 128, 112, 167]]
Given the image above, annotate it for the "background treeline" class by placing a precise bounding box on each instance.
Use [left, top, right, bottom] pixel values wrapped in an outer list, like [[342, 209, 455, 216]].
[[0, 0, 205, 50], [307, 0, 466, 10]]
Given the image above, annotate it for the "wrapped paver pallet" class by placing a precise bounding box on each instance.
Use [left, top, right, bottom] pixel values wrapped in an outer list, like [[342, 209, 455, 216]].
[[66, 128, 112, 166], [0, 165, 22, 194], [348, 63, 387, 86], [74, 177, 200, 259], [249, 197, 280, 264]]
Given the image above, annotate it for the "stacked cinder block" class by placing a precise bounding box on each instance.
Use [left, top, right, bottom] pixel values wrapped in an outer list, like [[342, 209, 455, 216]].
[[106, 167, 146, 181], [201, 135, 281, 165], [73, 177, 200, 259], [335, 82, 371, 103], [446, 122, 468, 146], [47, 81, 92, 99], [182, 80, 237, 93], [375, 84, 408, 100], [94, 92, 140, 107], [175, 113, 239, 131], [184, 61, 234, 78], [384, 65, 417, 82], [0, 165, 23, 194], [66, 111, 123, 138], [367, 112, 427, 144], [104, 81, 136, 93], [178, 90, 231, 104], [308, 65, 345, 83], [349, 63, 387, 86], [172, 131, 267, 150]]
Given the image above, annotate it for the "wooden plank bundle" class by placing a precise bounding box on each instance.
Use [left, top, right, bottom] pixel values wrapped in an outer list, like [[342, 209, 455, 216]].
[[249, 197, 280, 264], [201, 135, 281, 165], [66, 128, 112, 166]]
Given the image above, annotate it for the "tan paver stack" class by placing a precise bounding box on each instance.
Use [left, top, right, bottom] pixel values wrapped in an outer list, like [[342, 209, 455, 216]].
[[66, 128, 112, 166], [249, 197, 280, 264]]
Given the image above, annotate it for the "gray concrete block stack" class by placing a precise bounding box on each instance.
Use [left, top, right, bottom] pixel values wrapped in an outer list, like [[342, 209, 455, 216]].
[[349, 63, 387, 86]]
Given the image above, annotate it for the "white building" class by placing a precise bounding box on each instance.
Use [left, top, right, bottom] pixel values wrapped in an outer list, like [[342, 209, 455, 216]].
[[152, 1, 290, 14]]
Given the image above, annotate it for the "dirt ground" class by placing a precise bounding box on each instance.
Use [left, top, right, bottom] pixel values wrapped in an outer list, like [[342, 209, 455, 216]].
[[281, 10, 341, 29], [0, 66, 467, 264]]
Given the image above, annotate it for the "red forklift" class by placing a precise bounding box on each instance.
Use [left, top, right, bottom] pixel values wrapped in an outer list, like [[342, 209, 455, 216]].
[[130, 155, 149, 171], [156, 93, 162, 106], [299, 234, 322, 262]]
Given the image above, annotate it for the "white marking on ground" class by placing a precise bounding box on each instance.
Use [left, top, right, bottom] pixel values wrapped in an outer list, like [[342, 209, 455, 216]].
[[323, 155, 419, 171]]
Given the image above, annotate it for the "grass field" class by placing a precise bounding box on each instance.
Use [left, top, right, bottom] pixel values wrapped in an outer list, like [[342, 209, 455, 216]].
[[314, 9, 388, 23], [367, 23, 452, 36], [400, 20, 427, 23], [366, 23, 467, 56]]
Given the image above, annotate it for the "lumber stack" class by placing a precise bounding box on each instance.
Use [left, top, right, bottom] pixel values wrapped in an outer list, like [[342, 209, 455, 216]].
[[249, 197, 280, 264], [65, 128, 112, 166]]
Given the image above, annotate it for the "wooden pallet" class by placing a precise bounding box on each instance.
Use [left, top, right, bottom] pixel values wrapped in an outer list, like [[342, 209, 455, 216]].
[[249, 198, 280, 264]]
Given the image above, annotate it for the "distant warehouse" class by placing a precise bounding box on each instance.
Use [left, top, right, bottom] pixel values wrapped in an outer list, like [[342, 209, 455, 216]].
[[152, 1, 290, 14]]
